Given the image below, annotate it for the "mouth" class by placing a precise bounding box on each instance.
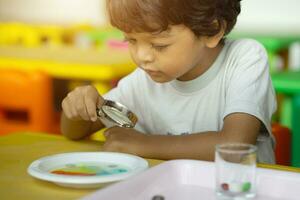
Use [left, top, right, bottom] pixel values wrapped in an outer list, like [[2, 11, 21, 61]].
[[144, 69, 160, 75]]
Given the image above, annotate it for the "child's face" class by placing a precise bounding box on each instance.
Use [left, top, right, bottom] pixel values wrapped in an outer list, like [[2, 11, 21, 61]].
[[124, 25, 221, 83]]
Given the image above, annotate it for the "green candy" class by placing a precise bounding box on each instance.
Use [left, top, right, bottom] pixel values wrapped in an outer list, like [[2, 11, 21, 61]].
[[242, 182, 251, 192]]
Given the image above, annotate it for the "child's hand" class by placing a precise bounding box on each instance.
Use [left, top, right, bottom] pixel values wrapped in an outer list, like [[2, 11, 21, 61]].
[[62, 85, 104, 122], [102, 127, 147, 155]]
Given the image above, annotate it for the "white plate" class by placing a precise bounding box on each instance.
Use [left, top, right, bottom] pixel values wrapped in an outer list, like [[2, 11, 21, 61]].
[[27, 152, 148, 188]]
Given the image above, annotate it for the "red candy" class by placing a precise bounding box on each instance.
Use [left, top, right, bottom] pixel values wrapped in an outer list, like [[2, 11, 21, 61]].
[[221, 183, 229, 191]]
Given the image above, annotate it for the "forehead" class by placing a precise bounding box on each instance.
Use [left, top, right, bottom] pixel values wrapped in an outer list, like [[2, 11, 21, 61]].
[[125, 25, 186, 39]]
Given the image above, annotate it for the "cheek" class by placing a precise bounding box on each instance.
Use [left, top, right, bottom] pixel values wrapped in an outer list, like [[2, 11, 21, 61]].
[[160, 53, 196, 75], [128, 46, 139, 65]]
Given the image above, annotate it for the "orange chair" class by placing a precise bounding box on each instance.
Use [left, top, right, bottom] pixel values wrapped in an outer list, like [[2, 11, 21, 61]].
[[0, 69, 55, 135], [272, 123, 291, 166]]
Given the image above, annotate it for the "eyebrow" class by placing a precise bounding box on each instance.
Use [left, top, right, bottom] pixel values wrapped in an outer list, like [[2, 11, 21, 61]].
[[123, 28, 173, 40], [151, 28, 172, 38]]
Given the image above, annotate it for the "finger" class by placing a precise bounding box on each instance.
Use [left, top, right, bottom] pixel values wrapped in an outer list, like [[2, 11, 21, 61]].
[[63, 97, 79, 119], [61, 99, 73, 119], [102, 141, 119, 152], [96, 94, 105, 108], [84, 94, 98, 122], [86, 86, 104, 121], [66, 93, 79, 118], [103, 129, 110, 138], [101, 142, 111, 152], [75, 97, 90, 121]]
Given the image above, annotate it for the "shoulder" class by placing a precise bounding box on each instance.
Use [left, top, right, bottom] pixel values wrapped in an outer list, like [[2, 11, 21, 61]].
[[116, 67, 155, 90], [225, 38, 268, 61], [122, 67, 143, 79], [222, 38, 269, 73], [118, 68, 145, 83]]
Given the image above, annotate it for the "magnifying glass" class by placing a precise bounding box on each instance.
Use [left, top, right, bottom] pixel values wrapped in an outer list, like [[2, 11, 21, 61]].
[[96, 100, 138, 128]]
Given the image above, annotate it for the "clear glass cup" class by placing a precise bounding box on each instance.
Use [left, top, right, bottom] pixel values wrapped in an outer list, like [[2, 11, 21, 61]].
[[215, 143, 257, 199]]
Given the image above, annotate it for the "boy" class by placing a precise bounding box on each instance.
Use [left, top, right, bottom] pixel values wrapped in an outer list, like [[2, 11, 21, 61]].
[[61, 0, 277, 164]]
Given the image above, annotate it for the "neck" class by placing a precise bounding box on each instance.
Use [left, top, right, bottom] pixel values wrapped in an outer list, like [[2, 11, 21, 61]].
[[177, 43, 223, 81]]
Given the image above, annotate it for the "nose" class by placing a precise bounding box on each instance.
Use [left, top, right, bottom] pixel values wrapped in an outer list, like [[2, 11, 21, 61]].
[[135, 45, 154, 65]]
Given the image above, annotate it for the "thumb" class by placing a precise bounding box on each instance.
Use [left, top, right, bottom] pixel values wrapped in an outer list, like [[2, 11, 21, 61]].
[[96, 95, 105, 108], [103, 128, 110, 138], [93, 95, 104, 122]]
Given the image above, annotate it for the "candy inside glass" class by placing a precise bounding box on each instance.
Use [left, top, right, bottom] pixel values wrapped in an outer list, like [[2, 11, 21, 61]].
[[215, 143, 257, 199]]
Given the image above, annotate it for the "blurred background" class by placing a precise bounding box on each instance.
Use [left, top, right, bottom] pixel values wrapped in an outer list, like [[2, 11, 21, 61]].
[[0, 0, 299, 167]]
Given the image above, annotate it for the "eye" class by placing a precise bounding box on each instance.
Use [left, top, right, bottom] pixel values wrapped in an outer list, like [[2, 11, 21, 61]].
[[123, 37, 136, 44], [151, 43, 170, 52]]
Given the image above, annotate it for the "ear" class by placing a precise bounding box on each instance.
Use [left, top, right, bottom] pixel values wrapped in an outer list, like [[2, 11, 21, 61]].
[[203, 23, 225, 48]]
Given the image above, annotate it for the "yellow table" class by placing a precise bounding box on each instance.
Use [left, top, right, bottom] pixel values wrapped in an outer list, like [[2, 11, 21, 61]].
[[0, 133, 161, 200], [0, 46, 135, 81], [0, 133, 299, 200]]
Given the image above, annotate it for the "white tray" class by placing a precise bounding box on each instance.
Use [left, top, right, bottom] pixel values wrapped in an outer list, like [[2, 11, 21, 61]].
[[81, 160, 300, 200]]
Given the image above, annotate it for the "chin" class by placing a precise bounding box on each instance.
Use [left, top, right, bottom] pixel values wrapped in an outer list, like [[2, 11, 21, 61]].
[[149, 76, 173, 83]]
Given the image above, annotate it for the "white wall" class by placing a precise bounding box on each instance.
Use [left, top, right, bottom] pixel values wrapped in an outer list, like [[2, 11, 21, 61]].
[[233, 0, 300, 36], [0, 0, 299, 36], [0, 0, 107, 25]]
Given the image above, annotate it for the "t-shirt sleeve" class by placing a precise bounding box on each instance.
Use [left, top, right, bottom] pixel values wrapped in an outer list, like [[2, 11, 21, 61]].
[[102, 69, 148, 133], [223, 39, 277, 134], [103, 68, 140, 115]]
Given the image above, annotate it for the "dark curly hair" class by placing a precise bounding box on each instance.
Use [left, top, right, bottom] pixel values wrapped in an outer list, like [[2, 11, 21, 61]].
[[106, 0, 241, 38]]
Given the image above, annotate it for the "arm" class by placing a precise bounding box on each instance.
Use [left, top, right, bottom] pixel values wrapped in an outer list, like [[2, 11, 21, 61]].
[[102, 112, 261, 161], [61, 112, 104, 140], [60, 85, 105, 140]]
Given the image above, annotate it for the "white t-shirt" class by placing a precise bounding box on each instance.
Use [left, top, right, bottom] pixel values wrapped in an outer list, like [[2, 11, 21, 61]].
[[104, 39, 277, 164]]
